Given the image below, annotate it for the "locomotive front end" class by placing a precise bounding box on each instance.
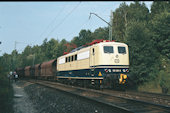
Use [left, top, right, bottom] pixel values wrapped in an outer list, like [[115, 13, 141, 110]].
[[101, 67, 129, 88], [94, 41, 129, 89]]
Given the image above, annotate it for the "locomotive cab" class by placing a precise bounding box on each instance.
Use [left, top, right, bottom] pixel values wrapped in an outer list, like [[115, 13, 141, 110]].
[[90, 41, 129, 88], [91, 42, 129, 66]]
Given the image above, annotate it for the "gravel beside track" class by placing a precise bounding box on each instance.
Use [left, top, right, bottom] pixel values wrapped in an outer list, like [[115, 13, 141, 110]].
[[13, 80, 125, 113], [30, 80, 170, 113], [102, 89, 170, 107]]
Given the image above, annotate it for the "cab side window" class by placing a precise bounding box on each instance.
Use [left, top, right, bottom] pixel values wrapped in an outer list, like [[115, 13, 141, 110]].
[[92, 48, 95, 55], [69, 56, 71, 62], [71, 55, 74, 61], [75, 54, 77, 61], [65, 57, 68, 63]]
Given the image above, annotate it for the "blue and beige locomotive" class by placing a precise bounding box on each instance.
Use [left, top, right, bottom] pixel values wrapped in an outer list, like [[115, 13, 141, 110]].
[[57, 39, 129, 88]]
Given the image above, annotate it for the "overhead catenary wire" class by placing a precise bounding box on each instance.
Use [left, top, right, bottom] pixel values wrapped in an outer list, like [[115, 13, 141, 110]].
[[39, 3, 68, 39], [65, 18, 89, 38], [46, 2, 81, 38]]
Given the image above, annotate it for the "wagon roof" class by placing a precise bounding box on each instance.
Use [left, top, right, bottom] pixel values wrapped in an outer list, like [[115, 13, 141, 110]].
[[25, 66, 31, 70], [30, 65, 35, 69], [35, 64, 41, 68], [16, 67, 24, 71], [41, 59, 57, 68]]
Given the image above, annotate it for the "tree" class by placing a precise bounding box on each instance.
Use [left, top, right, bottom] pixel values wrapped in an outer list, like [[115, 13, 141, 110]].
[[91, 27, 109, 40], [150, 11, 170, 59], [46, 38, 59, 59], [112, 2, 129, 42], [71, 36, 81, 47], [57, 39, 68, 57], [0, 53, 12, 72], [20, 45, 33, 66], [125, 21, 159, 85], [31, 45, 44, 65], [71, 29, 93, 47], [112, 2, 149, 42], [150, 1, 170, 19]]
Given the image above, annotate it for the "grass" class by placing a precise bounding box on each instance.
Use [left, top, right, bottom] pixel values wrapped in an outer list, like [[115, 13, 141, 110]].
[[138, 70, 170, 94], [137, 77, 162, 93]]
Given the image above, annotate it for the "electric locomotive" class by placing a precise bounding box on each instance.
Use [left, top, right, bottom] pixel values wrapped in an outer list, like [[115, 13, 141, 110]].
[[57, 39, 129, 88]]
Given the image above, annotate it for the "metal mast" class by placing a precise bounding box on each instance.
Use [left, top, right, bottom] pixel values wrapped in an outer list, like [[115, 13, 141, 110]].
[[109, 10, 113, 41], [89, 12, 112, 41]]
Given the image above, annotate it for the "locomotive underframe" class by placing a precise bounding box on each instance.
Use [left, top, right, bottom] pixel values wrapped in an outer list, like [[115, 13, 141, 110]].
[[56, 67, 129, 89]]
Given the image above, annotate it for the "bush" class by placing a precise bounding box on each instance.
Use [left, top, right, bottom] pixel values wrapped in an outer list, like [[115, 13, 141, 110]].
[[159, 70, 170, 94], [0, 71, 14, 113]]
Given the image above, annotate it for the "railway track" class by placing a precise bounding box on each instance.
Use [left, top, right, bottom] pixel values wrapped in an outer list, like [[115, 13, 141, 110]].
[[102, 89, 170, 107], [27, 79, 170, 113]]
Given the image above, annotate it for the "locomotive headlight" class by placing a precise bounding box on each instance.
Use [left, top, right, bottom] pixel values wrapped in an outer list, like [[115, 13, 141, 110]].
[[119, 74, 127, 84], [108, 69, 111, 72], [104, 69, 108, 73], [123, 69, 129, 72], [123, 74, 127, 79], [126, 69, 129, 72]]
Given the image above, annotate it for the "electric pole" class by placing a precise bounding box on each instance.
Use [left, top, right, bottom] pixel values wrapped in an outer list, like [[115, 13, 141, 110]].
[[13, 41, 17, 71], [109, 10, 113, 41], [0, 41, 1, 52], [32, 54, 35, 66], [89, 11, 113, 41]]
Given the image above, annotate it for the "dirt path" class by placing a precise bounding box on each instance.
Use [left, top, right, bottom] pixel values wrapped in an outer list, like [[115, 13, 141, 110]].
[[12, 81, 38, 113]]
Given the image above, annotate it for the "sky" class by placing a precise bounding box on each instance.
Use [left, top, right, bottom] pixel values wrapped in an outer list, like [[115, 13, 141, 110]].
[[0, 1, 153, 56]]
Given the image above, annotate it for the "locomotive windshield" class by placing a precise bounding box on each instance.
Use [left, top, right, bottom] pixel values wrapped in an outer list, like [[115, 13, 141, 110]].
[[103, 46, 114, 53], [118, 46, 126, 54]]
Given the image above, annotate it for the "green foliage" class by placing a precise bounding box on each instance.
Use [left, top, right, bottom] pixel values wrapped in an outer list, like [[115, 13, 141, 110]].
[[0, 68, 13, 113], [128, 1, 149, 22], [71, 29, 93, 47], [160, 70, 169, 88], [57, 39, 68, 56], [113, 2, 149, 42], [150, 1, 170, 19], [0, 53, 13, 72], [125, 21, 159, 85], [71, 36, 81, 47], [44, 38, 59, 59], [159, 62, 170, 94], [113, 2, 129, 42], [150, 11, 170, 59], [92, 27, 109, 40]]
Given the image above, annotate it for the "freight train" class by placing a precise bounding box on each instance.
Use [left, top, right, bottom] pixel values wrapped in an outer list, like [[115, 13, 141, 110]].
[[16, 39, 129, 89]]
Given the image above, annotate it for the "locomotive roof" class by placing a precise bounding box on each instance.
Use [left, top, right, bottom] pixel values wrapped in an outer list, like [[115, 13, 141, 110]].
[[58, 41, 127, 59], [97, 41, 128, 46]]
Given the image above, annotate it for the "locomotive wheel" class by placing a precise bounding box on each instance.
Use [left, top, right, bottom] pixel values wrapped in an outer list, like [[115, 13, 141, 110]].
[[94, 80, 101, 90]]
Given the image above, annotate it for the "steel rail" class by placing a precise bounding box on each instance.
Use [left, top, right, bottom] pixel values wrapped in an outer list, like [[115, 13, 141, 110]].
[[27, 80, 170, 113]]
